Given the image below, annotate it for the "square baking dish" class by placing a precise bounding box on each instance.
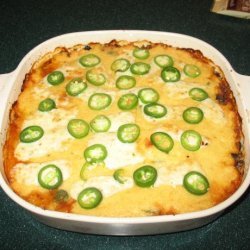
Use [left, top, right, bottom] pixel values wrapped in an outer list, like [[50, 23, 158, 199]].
[[0, 30, 249, 235]]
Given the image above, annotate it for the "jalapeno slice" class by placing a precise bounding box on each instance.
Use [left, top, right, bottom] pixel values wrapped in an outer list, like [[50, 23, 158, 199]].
[[118, 93, 138, 110], [133, 48, 150, 59], [144, 103, 167, 118], [150, 132, 174, 153], [138, 88, 159, 104], [90, 115, 111, 132], [116, 75, 136, 90], [66, 78, 87, 96], [181, 130, 202, 151], [133, 165, 157, 188], [84, 144, 108, 163], [130, 62, 151, 75], [67, 119, 89, 139], [111, 58, 130, 72], [161, 66, 181, 82], [117, 123, 140, 143], [79, 54, 100, 67], [183, 107, 204, 124], [20, 126, 44, 143], [113, 169, 126, 184], [38, 164, 63, 190], [38, 98, 56, 112], [183, 171, 209, 195], [80, 162, 91, 180], [80, 161, 105, 181], [88, 93, 112, 110], [189, 88, 208, 101], [184, 64, 201, 78], [55, 189, 69, 202], [86, 70, 106, 86], [47, 71, 65, 85], [77, 187, 103, 209], [154, 55, 173, 68]]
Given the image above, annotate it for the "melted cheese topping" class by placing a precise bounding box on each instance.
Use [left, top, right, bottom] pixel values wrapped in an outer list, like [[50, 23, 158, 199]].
[[199, 98, 226, 124], [12, 160, 70, 186], [155, 162, 203, 187], [88, 133, 144, 169], [15, 109, 76, 161], [108, 112, 135, 132], [163, 81, 202, 99], [70, 177, 133, 199], [4, 41, 243, 217]]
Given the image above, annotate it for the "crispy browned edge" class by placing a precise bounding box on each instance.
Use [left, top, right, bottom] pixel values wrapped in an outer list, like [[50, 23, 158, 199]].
[[3, 40, 245, 214]]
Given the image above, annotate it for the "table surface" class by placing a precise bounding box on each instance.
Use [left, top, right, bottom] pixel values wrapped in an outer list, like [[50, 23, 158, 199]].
[[0, 0, 249, 249]]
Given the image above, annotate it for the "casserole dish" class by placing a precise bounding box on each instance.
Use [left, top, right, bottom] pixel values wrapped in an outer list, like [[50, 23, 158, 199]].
[[0, 30, 249, 235]]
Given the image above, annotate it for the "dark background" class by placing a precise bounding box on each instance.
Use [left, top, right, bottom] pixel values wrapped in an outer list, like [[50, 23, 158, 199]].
[[0, 0, 249, 249]]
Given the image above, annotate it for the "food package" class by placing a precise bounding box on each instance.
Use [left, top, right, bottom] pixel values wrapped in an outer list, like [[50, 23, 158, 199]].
[[211, 0, 250, 18]]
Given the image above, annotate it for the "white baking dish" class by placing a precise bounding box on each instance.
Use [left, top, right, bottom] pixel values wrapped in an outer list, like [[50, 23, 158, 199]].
[[0, 30, 249, 235]]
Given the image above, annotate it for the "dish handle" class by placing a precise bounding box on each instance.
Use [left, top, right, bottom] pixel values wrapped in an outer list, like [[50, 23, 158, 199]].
[[236, 73, 250, 122], [0, 72, 15, 118], [0, 72, 14, 97]]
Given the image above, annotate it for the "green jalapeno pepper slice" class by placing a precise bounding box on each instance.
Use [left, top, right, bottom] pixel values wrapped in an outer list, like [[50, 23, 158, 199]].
[[86, 70, 106, 86], [189, 88, 208, 101], [133, 48, 150, 59], [154, 55, 173, 68], [182, 107, 204, 124], [116, 75, 136, 90], [38, 98, 56, 112], [181, 130, 202, 151], [77, 187, 103, 209], [138, 88, 159, 104], [80, 162, 92, 180], [84, 144, 108, 163], [117, 123, 140, 143], [55, 189, 69, 202], [118, 93, 138, 110], [47, 71, 65, 85], [20, 125, 44, 143], [144, 103, 167, 118], [130, 62, 151, 75], [79, 54, 101, 67], [133, 165, 157, 188], [67, 119, 89, 139], [113, 169, 126, 184], [161, 66, 181, 82], [150, 132, 174, 153], [38, 164, 63, 190], [66, 78, 87, 96], [183, 171, 209, 195], [90, 115, 111, 132], [184, 64, 201, 78], [88, 93, 112, 110], [111, 58, 130, 72], [80, 161, 105, 181]]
